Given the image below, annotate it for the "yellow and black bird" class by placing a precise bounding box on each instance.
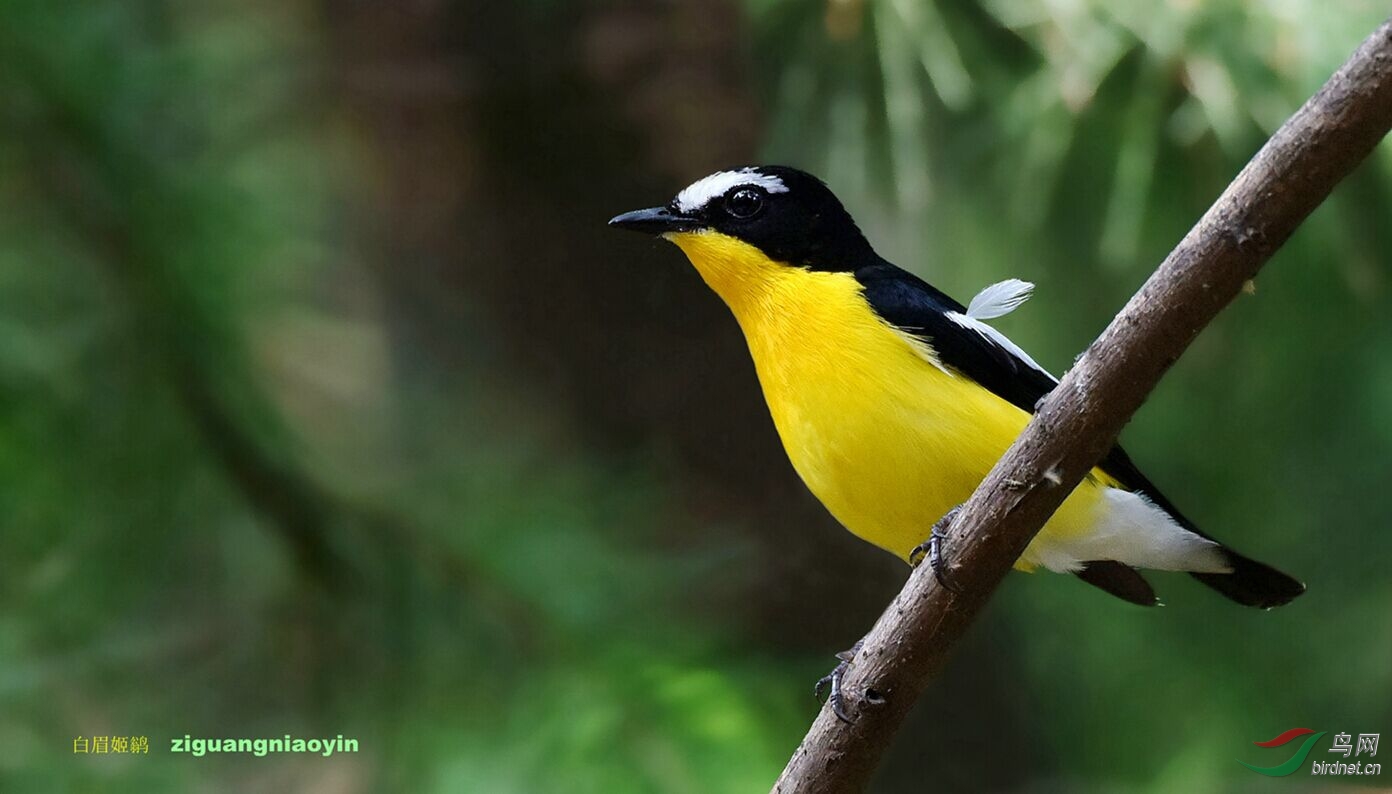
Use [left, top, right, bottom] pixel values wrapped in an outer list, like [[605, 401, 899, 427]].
[[610, 166, 1304, 613]]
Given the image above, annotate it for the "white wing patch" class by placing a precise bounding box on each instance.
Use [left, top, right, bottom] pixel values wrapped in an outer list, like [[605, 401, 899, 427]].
[[945, 311, 1053, 381], [950, 277, 1050, 379], [967, 278, 1034, 320], [675, 168, 790, 213]]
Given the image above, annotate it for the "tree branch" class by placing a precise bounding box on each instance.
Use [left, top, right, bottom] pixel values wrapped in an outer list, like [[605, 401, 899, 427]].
[[774, 18, 1392, 793]]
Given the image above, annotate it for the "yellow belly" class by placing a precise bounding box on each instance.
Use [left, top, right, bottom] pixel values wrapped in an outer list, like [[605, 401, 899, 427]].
[[754, 280, 1107, 568], [671, 231, 1104, 569]]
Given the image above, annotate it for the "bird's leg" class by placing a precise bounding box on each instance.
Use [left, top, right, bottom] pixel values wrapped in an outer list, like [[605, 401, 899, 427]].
[[909, 505, 964, 593], [814, 509, 963, 723], [814, 638, 865, 724]]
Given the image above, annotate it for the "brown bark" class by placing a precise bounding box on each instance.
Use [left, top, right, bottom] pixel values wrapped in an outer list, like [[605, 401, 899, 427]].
[[774, 17, 1392, 793]]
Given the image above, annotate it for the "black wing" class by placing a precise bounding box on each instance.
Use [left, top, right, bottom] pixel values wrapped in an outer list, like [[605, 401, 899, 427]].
[[855, 262, 1303, 607], [856, 262, 1184, 511], [855, 263, 1058, 416]]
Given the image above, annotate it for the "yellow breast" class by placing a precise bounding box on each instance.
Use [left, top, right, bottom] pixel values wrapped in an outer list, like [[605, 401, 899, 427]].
[[669, 231, 1103, 566]]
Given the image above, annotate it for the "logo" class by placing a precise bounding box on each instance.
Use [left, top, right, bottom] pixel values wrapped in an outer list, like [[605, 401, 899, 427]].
[[1240, 729, 1326, 777], [1240, 728, 1381, 777]]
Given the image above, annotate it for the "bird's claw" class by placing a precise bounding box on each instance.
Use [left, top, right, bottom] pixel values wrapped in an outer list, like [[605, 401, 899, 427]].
[[909, 506, 964, 594], [814, 640, 864, 724]]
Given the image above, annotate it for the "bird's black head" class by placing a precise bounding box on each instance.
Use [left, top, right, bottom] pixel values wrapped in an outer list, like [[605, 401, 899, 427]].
[[608, 166, 877, 272]]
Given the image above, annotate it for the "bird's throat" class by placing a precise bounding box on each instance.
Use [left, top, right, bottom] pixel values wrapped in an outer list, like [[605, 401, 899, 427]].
[[667, 231, 787, 316]]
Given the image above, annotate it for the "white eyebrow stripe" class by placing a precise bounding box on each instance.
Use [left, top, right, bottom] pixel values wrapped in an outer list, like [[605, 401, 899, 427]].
[[674, 168, 790, 213]]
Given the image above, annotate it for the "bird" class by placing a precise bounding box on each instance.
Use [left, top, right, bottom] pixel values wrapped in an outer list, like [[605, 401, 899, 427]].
[[609, 166, 1304, 636]]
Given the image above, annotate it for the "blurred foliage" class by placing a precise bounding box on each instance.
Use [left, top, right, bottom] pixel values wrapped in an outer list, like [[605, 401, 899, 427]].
[[1, 0, 1389, 792]]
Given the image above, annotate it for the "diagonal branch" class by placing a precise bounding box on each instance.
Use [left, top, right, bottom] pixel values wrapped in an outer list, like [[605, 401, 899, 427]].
[[774, 17, 1392, 794]]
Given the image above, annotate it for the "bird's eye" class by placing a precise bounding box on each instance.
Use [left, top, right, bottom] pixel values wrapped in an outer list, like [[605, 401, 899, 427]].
[[725, 187, 766, 219]]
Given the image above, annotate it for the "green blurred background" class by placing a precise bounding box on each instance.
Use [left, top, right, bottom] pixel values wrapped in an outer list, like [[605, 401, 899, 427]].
[[3, 1, 1390, 791]]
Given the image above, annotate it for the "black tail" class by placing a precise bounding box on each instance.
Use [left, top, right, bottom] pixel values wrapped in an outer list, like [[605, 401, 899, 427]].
[[1190, 547, 1305, 609], [1097, 444, 1305, 609], [1076, 561, 1158, 607]]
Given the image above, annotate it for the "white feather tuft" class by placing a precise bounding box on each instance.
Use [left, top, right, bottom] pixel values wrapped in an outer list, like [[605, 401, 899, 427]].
[[966, 278, 1034, 320]]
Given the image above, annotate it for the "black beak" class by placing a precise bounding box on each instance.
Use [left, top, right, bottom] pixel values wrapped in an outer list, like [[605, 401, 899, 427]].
[[608, 206, 703, 235]]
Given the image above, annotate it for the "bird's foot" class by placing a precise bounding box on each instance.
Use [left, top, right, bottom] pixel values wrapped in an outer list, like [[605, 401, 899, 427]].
[[909, 505, 964, 594], [814, 639, 865, 724]]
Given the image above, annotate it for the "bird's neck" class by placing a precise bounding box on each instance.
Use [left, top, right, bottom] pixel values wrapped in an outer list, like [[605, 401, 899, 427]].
[[668, 230, 879, 367], [668, 231, 787, 316]]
